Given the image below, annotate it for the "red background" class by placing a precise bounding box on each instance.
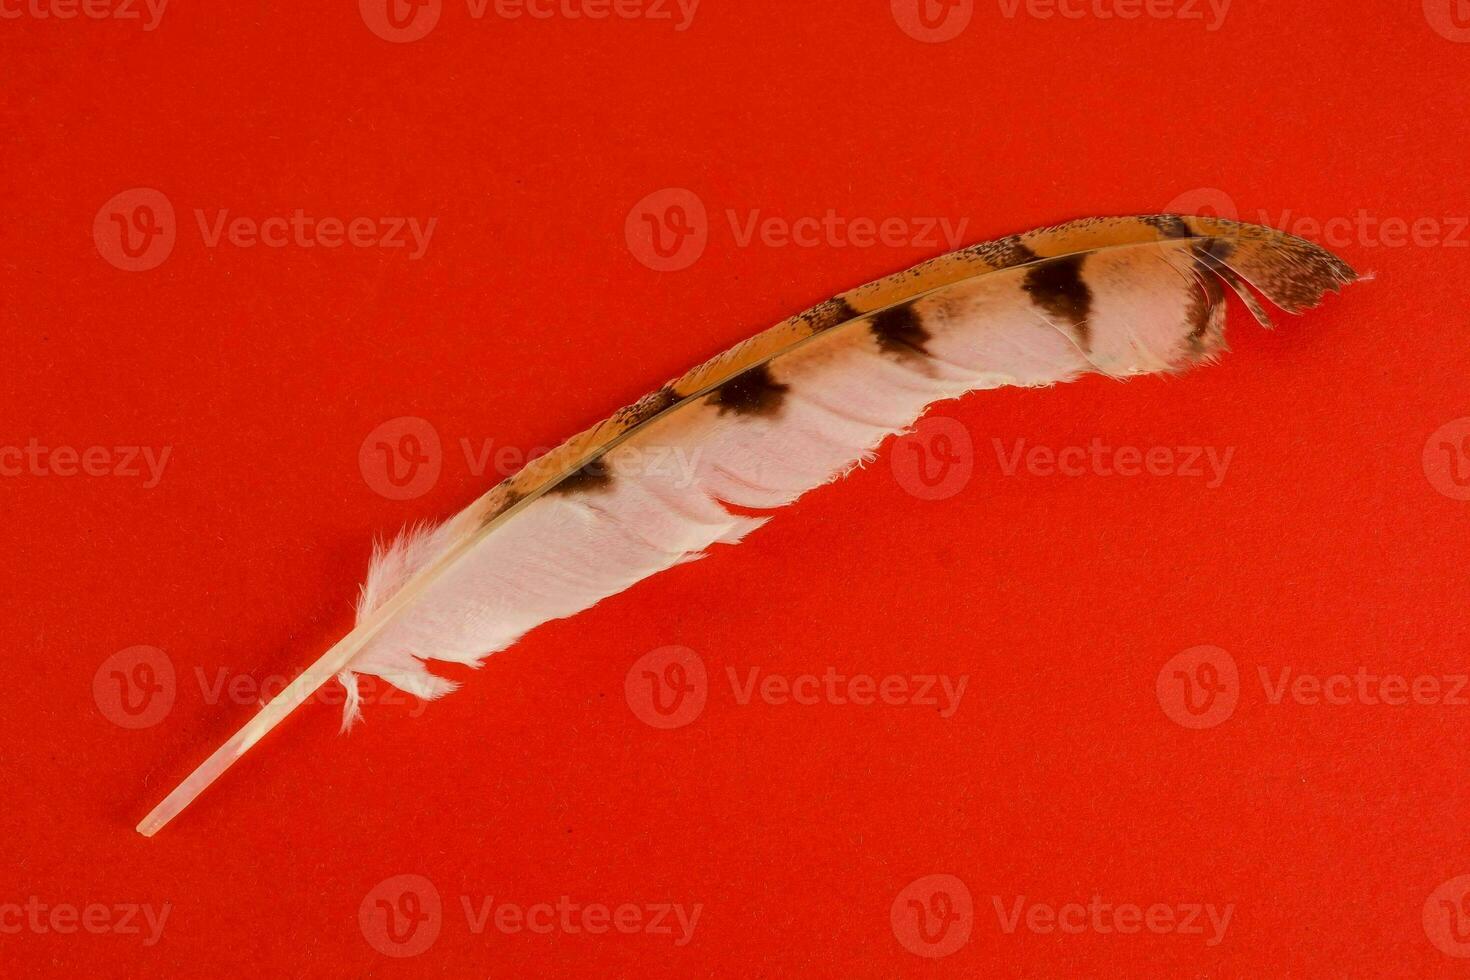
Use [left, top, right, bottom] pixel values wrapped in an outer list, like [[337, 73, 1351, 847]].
[[3, 0, 1469, 975]]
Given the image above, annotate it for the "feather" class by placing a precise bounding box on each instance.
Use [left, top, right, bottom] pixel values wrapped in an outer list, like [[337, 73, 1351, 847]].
[[136, 214, 1356, 835]]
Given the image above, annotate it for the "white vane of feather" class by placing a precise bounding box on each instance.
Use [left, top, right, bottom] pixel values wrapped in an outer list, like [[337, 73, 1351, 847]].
[[137, 214, 1355, 835]]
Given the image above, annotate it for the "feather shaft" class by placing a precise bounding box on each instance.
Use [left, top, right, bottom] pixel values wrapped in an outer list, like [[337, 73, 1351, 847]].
[[135, 531, 483, 836]]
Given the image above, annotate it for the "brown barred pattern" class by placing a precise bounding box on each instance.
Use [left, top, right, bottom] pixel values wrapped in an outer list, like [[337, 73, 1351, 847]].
[[474, 214, 1354, 522]]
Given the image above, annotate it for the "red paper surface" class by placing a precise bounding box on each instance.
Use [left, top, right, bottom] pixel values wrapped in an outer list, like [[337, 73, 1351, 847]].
[[3, 1, 1469, 975]]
